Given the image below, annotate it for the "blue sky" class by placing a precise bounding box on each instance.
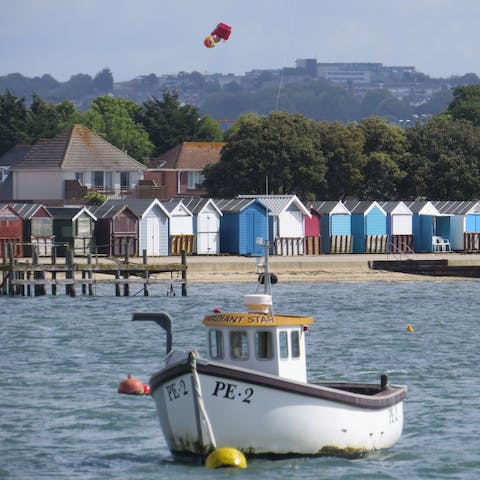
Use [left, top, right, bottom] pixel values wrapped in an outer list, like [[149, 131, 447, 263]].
[[1, 0, 480, 82]]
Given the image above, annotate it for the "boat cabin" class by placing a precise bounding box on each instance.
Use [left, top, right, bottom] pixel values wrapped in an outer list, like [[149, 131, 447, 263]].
[[202, 294, 314, 382]]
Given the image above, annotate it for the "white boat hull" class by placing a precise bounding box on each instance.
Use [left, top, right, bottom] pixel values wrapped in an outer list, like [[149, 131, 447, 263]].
[[150, 353, 406, 458]]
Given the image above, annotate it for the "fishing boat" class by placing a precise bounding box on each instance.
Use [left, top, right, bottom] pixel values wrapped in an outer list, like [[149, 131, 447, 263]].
[[132, 242, 407, 461]]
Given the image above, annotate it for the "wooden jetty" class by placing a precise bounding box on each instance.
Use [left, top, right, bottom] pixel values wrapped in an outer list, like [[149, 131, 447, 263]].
[[0, 243, 188, 297]]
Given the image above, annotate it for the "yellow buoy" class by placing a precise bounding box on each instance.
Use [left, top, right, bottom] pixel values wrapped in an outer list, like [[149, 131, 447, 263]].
[[406, 324, 414, 332], [205, 447, 247, 469]]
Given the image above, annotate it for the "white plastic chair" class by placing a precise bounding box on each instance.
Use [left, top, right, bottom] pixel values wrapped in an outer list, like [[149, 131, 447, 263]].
[[432, 236, 443, 252]]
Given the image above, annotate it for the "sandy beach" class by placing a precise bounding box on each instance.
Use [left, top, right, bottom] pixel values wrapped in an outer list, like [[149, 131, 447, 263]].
[[139, 252, 480, 283]]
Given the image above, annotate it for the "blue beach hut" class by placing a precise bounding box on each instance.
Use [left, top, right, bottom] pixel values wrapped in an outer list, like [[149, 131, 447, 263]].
[[432, 200, 480, 252], [215, 198, 268, 256], [403, 201, 440, 252], [343, 200, 387, 253], [310, 201, 352, 254], [238, 195, 311, 255], [378, 201, 413, 253]]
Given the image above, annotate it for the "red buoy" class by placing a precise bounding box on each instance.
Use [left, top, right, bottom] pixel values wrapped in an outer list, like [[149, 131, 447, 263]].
[[118, 375, 146, 395]]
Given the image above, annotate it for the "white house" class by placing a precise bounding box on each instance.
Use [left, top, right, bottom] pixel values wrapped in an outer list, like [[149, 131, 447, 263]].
[[11, 124, 146, 201]]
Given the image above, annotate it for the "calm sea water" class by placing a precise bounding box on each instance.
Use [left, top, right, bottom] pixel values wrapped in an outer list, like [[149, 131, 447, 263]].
[[1, 279, 479, 479]]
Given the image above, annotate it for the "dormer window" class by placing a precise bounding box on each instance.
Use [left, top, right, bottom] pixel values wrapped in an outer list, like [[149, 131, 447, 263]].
[[230, 331, 248, 360]]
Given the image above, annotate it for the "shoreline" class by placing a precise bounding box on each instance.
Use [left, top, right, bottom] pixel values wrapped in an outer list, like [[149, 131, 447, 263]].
[[154, 252, 480, 283], [30, 252, 480, 283]]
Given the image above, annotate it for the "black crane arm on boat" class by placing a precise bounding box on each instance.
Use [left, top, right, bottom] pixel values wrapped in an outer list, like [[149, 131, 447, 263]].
[[132, 312, 173, 356]]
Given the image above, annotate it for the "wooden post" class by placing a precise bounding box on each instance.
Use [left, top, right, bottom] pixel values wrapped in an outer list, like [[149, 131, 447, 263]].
[[87, 254, 93, 296], [115, 270, 121, 296], [51, 244, 57, 296], [2, 245, 7, 295], [82, 271, 86, 295], [143, 250, 149, 296], [123, 268, 129, 296], [32, 245, 46, 296], [65, 247, 76, 297], [7, 242, 15, 296], [181, 249, 187, 297]]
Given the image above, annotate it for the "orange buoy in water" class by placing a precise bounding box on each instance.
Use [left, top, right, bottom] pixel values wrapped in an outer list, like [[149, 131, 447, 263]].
[[118, 375, 146, 395], [406, 324, 414, 333]]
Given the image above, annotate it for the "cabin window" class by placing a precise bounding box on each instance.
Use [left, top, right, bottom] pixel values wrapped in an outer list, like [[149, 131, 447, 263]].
[[291, 331, 300, 358], [255, 331, 273, 359], [93, 171, 104, 188], [209, 330, 224, 359], [279, 331, 289, 359], [230, 331, 248, 360]]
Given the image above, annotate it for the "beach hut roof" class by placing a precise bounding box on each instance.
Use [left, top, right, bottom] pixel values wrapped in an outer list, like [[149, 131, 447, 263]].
[[48, 206, 97, 221], [431, 200, 480, 215], [215, 198, 269, 214], [309, 200, 350, 215], [9, 203, 52, 219], [237, 194, 311, 217], [174, 197, 223, 216], [93, 203, 137, 220], [378, 201, 412, 215], [97, 198, 170, 218], [343, 200, 386, 215], [403, 200, 440, 215]]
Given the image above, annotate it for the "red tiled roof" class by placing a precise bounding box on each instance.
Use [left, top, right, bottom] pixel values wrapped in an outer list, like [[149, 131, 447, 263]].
[[149, 142, 225, 170]]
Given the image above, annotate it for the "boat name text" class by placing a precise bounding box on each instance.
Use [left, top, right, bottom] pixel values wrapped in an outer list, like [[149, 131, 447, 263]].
[[207, 314, 275, 325], [165, 379, 188, 401], [212, 380, 254, 404]]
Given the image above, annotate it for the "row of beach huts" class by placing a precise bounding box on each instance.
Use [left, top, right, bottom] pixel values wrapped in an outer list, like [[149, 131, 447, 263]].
[[1, 195, 480, 258]]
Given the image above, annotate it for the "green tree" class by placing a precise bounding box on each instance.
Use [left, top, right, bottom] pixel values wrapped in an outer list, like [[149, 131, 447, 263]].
[[356, 117, 408, 199], [403, 117, 480, 199], [137, 91, 223, 156], [82, 96, 154, 163], [446, 85, 480, 126], [316, 121, 366, 199], [203, 111, 326, 199], [0, 91, 30, 155]]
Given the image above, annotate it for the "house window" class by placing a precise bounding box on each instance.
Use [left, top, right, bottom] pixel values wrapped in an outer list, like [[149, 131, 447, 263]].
[[93, 171, 104, 188], [1, 167, 11, 182], [105, 171, 113, 189], [187, 171, 204, 189], [74, 172, 84, 184], [120, 171, 130, 189]]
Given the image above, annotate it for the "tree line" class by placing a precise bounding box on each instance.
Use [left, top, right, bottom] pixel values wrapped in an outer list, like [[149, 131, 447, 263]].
[[2, 86, 480, 201], [0, 90, 223, 162]]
